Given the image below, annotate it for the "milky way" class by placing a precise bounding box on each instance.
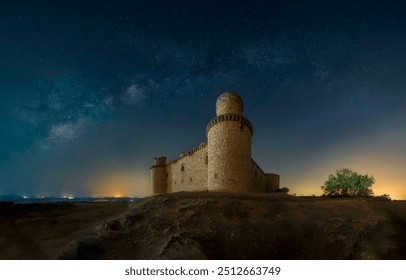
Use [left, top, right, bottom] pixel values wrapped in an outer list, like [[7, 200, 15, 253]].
[[0, 1, 405, 198]]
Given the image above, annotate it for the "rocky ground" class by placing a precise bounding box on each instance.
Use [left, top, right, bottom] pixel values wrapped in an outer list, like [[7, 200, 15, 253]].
[[0, 202, 129, 259], [58, 192, 406, 260]]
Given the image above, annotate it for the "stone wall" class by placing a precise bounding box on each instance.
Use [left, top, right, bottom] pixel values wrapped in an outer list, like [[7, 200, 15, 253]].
[[266, 173, 280, 192], [150, 92, 281, 195], [150, 165, 166, 194], [166, 143, 208, 192], [207, 118, 252, 192], [251, 159, 268, 192], [157, 153, 278, 194]]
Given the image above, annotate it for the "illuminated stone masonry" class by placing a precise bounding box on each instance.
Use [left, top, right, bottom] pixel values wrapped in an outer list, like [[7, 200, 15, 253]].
[[150, 92, 280, 194]]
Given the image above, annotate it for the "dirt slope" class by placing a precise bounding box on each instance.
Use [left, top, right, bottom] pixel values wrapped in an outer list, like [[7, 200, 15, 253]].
[[0, 202, 129, 259], [61, 192, 406, 260]]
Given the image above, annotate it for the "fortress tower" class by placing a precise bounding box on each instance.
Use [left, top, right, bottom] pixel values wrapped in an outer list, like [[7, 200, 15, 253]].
[[150, 157, 167, 194], [206, 92, 253, 192], [150, 92, 280, 195]]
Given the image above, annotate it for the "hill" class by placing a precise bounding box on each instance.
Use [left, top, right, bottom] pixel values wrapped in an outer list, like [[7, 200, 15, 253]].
[[61, 192, 406, 259], [0, 202, 129, 259]]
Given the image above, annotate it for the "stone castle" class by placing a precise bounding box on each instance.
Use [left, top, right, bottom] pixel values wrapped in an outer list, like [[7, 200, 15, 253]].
[[150, 92, 280, 195]]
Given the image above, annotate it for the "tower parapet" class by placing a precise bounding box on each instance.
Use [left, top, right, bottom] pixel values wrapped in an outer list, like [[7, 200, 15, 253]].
[[206, 113, 253, 135], [153, 156, 167, 166]]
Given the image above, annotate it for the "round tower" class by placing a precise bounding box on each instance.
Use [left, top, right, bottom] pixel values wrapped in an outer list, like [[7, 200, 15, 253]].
[[206, 92, 253, 192], [150, 157, 167, 195]]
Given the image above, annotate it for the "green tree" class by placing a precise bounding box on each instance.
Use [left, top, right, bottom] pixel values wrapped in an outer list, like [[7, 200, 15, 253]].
[[321, 168, 375, 197]]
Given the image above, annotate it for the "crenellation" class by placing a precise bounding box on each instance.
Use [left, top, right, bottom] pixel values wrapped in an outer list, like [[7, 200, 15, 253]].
[[168, 142, 208, 165], [150, 92, 279, 195], [205, 113, 253, 135]]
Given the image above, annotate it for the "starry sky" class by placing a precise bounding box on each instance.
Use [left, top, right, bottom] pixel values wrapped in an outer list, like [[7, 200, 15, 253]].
[[1, 0, 405, 199]]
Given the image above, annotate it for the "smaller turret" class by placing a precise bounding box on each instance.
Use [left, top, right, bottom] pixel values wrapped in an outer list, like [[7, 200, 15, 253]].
[[150, 156, 167, 195]]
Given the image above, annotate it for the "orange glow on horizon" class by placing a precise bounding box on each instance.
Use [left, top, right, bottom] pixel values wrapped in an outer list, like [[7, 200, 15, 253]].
[[86, 170, 149, 197], [113, 192, 123, 198], [282, 130, 406, 200]]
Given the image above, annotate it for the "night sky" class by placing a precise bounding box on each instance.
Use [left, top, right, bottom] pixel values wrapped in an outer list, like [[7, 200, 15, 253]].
[[1, 1, 405, 199]]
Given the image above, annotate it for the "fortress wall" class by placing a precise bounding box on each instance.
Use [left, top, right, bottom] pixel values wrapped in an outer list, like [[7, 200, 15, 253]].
[[251, 160, 280, 192], [251, 160, 268, 192], [166, 144, 208, 192], [166, 164, 173, 193], [266, 173, 280, 192]]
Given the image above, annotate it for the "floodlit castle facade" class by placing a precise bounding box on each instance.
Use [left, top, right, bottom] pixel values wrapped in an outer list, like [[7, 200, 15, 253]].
[[150, 92, 280, 195]]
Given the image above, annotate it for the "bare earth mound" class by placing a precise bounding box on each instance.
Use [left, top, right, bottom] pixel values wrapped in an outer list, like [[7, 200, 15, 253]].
[[62, 192, 406, 260], [0, 202, 129, 259]]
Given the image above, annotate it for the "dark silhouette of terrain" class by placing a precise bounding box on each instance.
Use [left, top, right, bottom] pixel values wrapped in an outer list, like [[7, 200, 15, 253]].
[[0, 202, 129, 259], [60, 192, 406, 260], [1, 193, 405, 259]]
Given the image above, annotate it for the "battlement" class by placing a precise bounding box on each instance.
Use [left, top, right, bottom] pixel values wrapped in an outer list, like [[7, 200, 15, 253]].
[[206, 113, 253, 135], [150, 156, 167, 169], [168, 142, 208, 165]]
